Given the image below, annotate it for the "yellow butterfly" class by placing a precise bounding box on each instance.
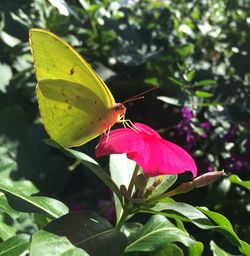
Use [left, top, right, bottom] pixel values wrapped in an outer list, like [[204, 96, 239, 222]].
[[29, 29, 126, 147]]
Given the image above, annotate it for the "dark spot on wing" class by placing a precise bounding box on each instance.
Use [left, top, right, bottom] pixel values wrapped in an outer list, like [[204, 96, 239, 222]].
[[94, 100, 97, 104], [70, 67, 75, 75]]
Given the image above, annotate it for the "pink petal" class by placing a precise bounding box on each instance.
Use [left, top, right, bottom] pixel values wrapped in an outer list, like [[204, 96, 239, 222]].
[[96, 122, 197, 177], [132, 123, 162, 138], [95, 127, 145, 158], [127, 136, 197, 177]]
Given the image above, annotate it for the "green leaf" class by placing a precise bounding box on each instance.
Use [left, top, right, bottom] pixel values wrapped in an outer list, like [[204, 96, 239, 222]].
[[123, 222, 143, 237], [0, 31, 21, 47], [0, 177, 68, 219], [210, 240, 236, 256], [0, 162, 15, 173], [126, 215, 197, 252], [175, 44, 194, 58], [45, 210, 127, 256], [48, 143, 122, 204], [11, 180, 39, 196], [0, 193, 19, 218], [30, 230, 89, 256], [0, 234, 30, 256], [184, 70, 195, 82], [144, 77, 158, 86], [229, 175, 250, 190], [168, 76, 184, 86], [142, 202, 249, 255], [157, 96, 181, 106], [188, 241, 204, 256], [198, 207, 250, 256], [195, 90, 213, 98], [0, 63, 12, 93], [147, 175, 177, 198], [33, 213, 51, 229], [147, 243, 184, 256], [109, 154, 135, 221], [0, 221, 16, 241], [194, 80, 216, 87]]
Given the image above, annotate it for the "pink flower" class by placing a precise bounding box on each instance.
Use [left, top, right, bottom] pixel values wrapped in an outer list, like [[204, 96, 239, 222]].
[[96, 123, 197, 177]]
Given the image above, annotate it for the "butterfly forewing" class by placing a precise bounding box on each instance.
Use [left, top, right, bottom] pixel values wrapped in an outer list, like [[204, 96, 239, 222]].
[[30, 29, 119, 147], [30, 29, 115, 108]]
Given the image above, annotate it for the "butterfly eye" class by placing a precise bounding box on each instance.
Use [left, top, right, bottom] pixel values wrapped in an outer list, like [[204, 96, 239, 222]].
[[113, 103, 125, 111]]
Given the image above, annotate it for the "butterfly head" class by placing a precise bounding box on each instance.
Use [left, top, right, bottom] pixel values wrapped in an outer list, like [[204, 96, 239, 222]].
[[113, 103, 126, 117]]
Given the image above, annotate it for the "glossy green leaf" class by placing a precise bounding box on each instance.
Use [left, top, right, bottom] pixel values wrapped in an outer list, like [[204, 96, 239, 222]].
[[0, 221, 16, 241], [0, 177, 68, 219], [30, 230, 89, 256], [45, 210, 127, 256], [0, 193, 19, 218], [210, 241, 236, 256], [147, 243, 184, 256], [123, 222, 143, 237], [198, 207, 250, 256], [33, 213, 51, 229], [229, 175, 250, 190], [109, 154, 135, 221], [11, 180, 39, 196], [147, 175, 177, 197], [195, 90, 213, 98], [188, 241, 204, 256], [0, 234, 30, 256], [126, 215, 197, 252], [142, 202, 249, 255]]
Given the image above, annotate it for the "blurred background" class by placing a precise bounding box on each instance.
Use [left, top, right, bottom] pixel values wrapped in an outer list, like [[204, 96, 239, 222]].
[[0, 0, 249, 254]]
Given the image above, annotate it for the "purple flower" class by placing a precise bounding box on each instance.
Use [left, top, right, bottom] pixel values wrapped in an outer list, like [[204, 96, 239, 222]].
[[200, 121, 211, 131], [224, 156, 246, 172], [181, 106, 192, 121], [201, 158, 214, 172]]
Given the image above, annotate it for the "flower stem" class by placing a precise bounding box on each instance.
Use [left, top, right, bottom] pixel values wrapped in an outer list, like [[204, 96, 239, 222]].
[[145, 189, 177, 204], [128, 164, 140, 196], [115, 207, 129, 231]]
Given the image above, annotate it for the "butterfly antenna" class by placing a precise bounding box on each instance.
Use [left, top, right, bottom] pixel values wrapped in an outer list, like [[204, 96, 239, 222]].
[[122, 86, 158, 104]]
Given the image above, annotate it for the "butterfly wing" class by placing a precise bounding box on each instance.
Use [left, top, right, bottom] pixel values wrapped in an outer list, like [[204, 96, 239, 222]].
[[30, 29, 116, 147]]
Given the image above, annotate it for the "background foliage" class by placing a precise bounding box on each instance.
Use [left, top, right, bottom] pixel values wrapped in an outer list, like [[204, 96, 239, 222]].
[[0, 0, 249, 255]]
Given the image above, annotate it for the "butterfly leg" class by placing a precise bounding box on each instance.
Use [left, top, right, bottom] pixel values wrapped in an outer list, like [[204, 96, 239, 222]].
[[118, 116, 141, 132], [95, 133, 103, 148], [105, 127, 111, 142]]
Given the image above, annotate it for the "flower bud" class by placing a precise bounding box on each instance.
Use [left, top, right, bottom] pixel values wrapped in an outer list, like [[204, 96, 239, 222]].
[[135, 174, 148, 190], [192, 171, 226, 188], [171, 171, 225, 196]]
